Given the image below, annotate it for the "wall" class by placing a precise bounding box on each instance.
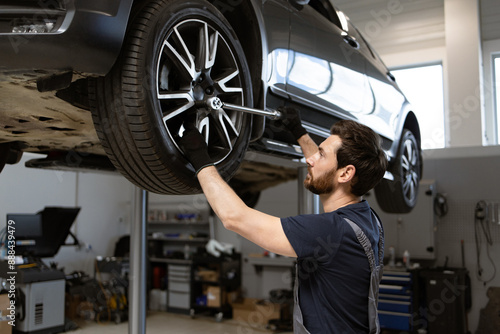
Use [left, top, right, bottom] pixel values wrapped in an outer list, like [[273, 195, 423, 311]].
[[420, 146, 500, 332], [239, 180, 298, 298], [0, 153, 134, 275]]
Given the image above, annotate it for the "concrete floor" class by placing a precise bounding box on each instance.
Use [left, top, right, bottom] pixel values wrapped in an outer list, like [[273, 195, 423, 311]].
[[67, 311, 292, 334]]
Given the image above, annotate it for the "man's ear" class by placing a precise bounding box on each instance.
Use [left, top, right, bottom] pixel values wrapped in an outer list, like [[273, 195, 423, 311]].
[[338, 165, 356, 184]]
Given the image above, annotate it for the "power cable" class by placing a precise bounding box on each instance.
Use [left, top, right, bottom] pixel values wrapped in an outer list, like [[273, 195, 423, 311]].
[[474, 200, 496, 285]]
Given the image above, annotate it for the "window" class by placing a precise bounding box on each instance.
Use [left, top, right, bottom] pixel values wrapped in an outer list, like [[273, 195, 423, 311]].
[[308, 0, 342, 28], [391, 64, 445, 150], [493, 55, 500, 144]]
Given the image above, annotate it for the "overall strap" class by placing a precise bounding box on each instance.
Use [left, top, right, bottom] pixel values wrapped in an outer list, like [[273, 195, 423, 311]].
[[371, 209, 385, 267], [344, 218, 382, 270], [344, 215, 384, 334]]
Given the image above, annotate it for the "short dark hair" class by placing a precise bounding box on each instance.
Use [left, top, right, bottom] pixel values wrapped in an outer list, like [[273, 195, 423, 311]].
[[330, 120, 388, 196]]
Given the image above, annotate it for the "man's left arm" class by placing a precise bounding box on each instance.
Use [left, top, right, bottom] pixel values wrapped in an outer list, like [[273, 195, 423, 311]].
[[196, 166, 296, 258]]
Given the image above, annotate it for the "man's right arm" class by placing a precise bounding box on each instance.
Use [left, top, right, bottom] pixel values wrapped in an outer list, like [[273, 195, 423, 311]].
[[297, 133, 318, 159], [277, 106, 318, 159]]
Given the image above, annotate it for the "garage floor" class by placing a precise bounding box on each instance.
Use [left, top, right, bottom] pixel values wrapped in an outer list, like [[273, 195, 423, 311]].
[[68, 311, 291, 334]]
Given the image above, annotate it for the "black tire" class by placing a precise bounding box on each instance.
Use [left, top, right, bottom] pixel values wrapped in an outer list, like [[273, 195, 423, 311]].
[[89, 0, 253, 194], [0, 143, 22, 173], [375, 129, 421, 213], [238, 190, 261, 209]]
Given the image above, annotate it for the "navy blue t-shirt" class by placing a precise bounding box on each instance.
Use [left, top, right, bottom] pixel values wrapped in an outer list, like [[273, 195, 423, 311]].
[[281, 200, 382, 334]]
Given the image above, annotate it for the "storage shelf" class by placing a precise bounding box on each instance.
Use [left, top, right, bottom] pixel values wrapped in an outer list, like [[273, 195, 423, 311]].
[[148, 220, 209, 225], [150, 257, 192, 265], [247, 256, 295, 267], [148, 236, 209, 243]]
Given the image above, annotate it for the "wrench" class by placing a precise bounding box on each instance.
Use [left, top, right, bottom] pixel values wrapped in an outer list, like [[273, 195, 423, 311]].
[[206, 97, 282, 120]]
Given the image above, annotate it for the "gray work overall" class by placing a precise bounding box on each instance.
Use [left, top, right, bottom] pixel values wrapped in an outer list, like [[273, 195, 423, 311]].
[[292, 216, 384, 334]]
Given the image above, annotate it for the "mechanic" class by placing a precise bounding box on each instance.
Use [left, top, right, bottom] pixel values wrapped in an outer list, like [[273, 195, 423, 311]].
[[179, 107, 388, 334]]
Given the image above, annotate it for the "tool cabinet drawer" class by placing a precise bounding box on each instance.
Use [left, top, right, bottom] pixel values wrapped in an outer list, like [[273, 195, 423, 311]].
[[168, 264, 190, 280], [378, 299, 411, 313], [168, 290, 190, 309], [169, 279, 190, 293], [379, 311, 411, 331]]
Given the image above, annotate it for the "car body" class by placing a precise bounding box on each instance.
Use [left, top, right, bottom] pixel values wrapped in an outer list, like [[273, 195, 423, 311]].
[[0, 0, 421, 213]]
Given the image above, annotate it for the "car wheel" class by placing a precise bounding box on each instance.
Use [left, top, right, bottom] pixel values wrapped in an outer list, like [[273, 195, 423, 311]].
[[89, 0, 253, 194], [0, 143, 22, 173], [375, 129, 421, 213]]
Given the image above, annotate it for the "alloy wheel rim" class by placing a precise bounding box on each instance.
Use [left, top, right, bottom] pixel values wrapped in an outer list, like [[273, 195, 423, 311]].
[[156, 19, 246, 164], [401, 136, 419, 205]]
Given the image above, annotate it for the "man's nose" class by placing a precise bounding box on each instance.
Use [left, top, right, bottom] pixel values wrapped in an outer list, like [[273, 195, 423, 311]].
[[306, 155, 314, 167]]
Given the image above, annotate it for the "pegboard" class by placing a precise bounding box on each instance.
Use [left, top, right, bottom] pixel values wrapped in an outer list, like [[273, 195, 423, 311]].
[[433, 198, 500, 268], [436, 198, 500, 243]]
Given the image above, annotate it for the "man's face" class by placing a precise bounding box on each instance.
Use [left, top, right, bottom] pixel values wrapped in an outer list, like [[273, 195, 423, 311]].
[[304, 135, 342, 195]]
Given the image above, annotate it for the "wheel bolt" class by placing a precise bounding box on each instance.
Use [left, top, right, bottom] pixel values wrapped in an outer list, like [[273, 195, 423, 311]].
[[205, 87, 214, 95]]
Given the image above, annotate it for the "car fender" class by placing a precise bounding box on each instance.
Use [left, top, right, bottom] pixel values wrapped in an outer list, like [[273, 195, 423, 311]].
[[388, 100, 422, 162], [0, 0, 134, 76], [213, 0, 271, 141]]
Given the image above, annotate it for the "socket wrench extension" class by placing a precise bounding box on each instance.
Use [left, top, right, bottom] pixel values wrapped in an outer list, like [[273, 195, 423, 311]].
[[205, 96, 282, 120]]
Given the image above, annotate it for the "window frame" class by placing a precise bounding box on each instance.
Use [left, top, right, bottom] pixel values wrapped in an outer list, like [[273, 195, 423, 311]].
[[390, 62, 446, 150], [308, 0, 342, 28], [492, 54, 500, 144]]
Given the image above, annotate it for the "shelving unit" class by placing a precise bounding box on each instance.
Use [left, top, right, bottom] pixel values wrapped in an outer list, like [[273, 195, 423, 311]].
[[147, 195, 212, 261], [147, 194, 214, 314], [190, 253, 242, 321]]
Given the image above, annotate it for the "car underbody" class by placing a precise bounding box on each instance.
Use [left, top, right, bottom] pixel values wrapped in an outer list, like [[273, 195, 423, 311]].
[[0, 74, 299, 197], [0, 75, 102, 156]]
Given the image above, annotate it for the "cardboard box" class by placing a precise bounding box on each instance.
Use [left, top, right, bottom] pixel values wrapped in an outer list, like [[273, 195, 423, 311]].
[[65, 293, 83, 321], [0, 294, 10, 314], [196, 269, 219, 282], [0, 294, 12, 334], [206, 286, 221, 307], [232, 298, 280, 327]]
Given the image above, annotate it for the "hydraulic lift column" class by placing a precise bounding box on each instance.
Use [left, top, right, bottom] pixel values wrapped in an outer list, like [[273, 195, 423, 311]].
[[298, 166, 320, 215], [129, 188, 148, 334]]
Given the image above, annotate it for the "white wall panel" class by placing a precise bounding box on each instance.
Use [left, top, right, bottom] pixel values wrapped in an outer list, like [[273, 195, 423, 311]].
[[0, 153, 134, 275], [0, 153, 77, 219]]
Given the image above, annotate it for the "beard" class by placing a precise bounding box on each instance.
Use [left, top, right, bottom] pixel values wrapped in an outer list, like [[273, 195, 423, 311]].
[[304, 166, 337, 195]]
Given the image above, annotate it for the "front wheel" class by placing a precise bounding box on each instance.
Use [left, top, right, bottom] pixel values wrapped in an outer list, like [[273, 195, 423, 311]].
[[89, 0, 253, 194], [0, 143, 22, 173], [375, 129, 421, 213]]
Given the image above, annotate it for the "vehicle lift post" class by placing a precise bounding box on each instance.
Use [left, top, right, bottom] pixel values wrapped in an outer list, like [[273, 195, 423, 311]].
[[129, 187, 148, 334], [298, 166, 321, 215]]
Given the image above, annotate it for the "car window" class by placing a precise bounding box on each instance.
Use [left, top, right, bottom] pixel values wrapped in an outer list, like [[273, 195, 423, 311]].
[[347, 23, 373, 57], [355, 27, 376, 59], [308, 0, 342, 29]]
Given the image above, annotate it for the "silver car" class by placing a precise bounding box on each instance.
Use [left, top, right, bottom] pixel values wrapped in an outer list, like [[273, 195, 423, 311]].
[[0, 0, 421, 213]]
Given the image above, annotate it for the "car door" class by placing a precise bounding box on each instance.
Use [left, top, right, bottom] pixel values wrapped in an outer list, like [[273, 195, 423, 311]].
[[260, 0, 294, 98], [286, 0, 374, 131], [358, 29, 408, 142]]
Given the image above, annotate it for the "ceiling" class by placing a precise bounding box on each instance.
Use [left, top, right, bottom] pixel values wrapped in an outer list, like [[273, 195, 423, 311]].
[[333, 0, 500, 56]]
